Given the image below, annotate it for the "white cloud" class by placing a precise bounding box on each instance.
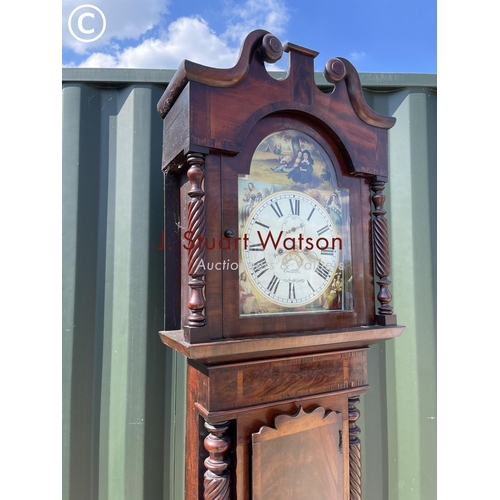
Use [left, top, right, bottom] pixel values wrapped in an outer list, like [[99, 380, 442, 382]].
[[78, 17, 239, 69], [63, 0, 170, 54], [78, 52, 121, 68], [222, 0, 290, 44], [67, 0, 291, 69]]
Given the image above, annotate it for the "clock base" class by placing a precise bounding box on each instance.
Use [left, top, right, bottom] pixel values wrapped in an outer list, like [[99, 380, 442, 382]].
[[159, 326, 404, 499], [181, 345, 372, 500]]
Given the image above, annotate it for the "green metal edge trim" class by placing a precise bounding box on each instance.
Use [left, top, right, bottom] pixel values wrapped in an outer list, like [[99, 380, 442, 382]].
[[62, 68, 437, 89]]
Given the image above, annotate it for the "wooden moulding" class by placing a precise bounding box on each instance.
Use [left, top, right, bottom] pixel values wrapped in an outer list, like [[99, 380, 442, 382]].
[[158, 325, 404, 365], [194, 385, 367, 425]]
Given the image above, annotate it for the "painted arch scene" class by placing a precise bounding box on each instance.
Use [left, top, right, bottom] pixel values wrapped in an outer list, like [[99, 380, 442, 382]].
[[238, 130, 354, 316]]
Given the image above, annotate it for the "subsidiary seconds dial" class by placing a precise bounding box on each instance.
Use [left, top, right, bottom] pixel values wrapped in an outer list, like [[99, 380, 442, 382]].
[[243, 191, 340, 307]]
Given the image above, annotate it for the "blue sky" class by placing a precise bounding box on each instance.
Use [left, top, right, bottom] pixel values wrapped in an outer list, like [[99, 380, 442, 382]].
[[62, 0, 436, 73]]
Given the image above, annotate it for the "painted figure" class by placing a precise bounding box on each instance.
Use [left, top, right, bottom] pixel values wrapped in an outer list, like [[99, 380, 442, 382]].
[[240, 182, 262, 228], [288, 149, 314, 184], [240, 272, 259, 314], [272, 150, 302, 173], [327, 191, 342, 231], [323, 272, 343, 310]]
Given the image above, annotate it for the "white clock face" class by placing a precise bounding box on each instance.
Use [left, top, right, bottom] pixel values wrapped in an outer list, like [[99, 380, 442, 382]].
[[243, 191, 339, 307]]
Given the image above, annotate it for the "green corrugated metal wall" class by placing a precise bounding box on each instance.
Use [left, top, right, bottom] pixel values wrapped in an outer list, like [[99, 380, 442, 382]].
[[62, 69, 436, 500]]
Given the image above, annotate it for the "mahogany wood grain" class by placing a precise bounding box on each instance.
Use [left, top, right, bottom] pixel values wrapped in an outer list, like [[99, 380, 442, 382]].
[[195, 387, 364, 500], [252, 407, 344, 500], [185, 350, 368, 500], [199, 349, 367, 412]]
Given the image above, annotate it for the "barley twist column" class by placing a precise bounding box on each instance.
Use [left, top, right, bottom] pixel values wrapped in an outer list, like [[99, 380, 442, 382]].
[[203, 421, 231, 500], [186, 153, 207, 327], [371, 176, 396, 324], [348, 396, 362, 500]]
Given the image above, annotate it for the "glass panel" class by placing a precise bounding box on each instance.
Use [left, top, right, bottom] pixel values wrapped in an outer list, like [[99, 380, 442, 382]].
[[238, 130, 353, 317]]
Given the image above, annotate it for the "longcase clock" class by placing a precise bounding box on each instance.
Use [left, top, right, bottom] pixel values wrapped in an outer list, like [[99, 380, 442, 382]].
[[157, 30, 404, 500]]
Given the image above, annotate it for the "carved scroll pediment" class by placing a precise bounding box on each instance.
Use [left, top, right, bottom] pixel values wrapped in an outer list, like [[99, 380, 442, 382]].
[[157, 29, 395, 130]]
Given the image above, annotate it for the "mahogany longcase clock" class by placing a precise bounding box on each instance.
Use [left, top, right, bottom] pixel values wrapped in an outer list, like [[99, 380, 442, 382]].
[[157, 30, 404, 500]]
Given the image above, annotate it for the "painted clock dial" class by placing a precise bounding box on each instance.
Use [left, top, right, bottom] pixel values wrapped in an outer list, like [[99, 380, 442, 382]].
[[238, 129, 353, 317], [243, 191, 340, 307]]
